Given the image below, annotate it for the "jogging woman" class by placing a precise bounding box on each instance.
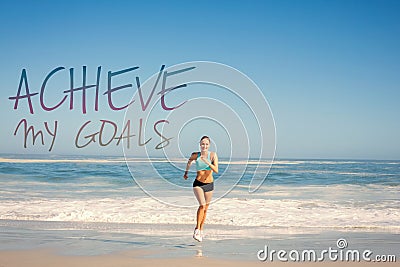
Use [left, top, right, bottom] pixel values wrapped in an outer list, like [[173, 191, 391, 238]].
[[183, 136, 218, 242]]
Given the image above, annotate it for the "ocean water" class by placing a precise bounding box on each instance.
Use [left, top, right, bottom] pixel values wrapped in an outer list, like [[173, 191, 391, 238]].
[[0, 154, 399, 258]]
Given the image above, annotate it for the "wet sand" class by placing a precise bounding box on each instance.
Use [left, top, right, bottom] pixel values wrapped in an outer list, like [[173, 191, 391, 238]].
[[0, 249, 398, 267]]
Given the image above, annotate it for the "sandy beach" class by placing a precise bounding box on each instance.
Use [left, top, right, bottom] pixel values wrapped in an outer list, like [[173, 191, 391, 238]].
[[0, 249, 398, 267]]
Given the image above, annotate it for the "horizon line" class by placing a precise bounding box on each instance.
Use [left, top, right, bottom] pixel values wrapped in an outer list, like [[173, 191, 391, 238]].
[[0, 152, 399, 162]]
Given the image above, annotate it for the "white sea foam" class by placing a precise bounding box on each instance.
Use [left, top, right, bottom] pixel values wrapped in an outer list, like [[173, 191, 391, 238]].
[[288, 169, 394, 176], [0, 157, 272, 165], [1, 155, 398, 239], [2, 157, 397, 167], [0, 196, 398, 233], [0, 158, 125, 164]]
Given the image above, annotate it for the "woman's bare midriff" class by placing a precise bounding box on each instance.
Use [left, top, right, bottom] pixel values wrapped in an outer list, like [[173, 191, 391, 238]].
[[195, 170, 213, 183]]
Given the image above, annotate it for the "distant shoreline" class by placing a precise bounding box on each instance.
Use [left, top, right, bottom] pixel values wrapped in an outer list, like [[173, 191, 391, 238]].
[[1, 153, 399, 163]]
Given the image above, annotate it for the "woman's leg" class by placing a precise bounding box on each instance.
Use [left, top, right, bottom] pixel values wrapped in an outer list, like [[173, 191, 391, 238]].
[[193, 187, 206, 230], [199, 190, 213, 230]]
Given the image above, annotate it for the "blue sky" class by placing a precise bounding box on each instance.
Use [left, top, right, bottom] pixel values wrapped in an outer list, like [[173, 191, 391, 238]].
[[0, 0, 399, 159]]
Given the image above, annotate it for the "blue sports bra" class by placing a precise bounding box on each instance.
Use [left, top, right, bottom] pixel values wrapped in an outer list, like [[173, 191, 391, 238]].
[[196, 152, 212, 171]]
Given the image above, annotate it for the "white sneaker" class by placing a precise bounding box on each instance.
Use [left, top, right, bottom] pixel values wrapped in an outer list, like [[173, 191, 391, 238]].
[[193, 229, 202, 242]]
